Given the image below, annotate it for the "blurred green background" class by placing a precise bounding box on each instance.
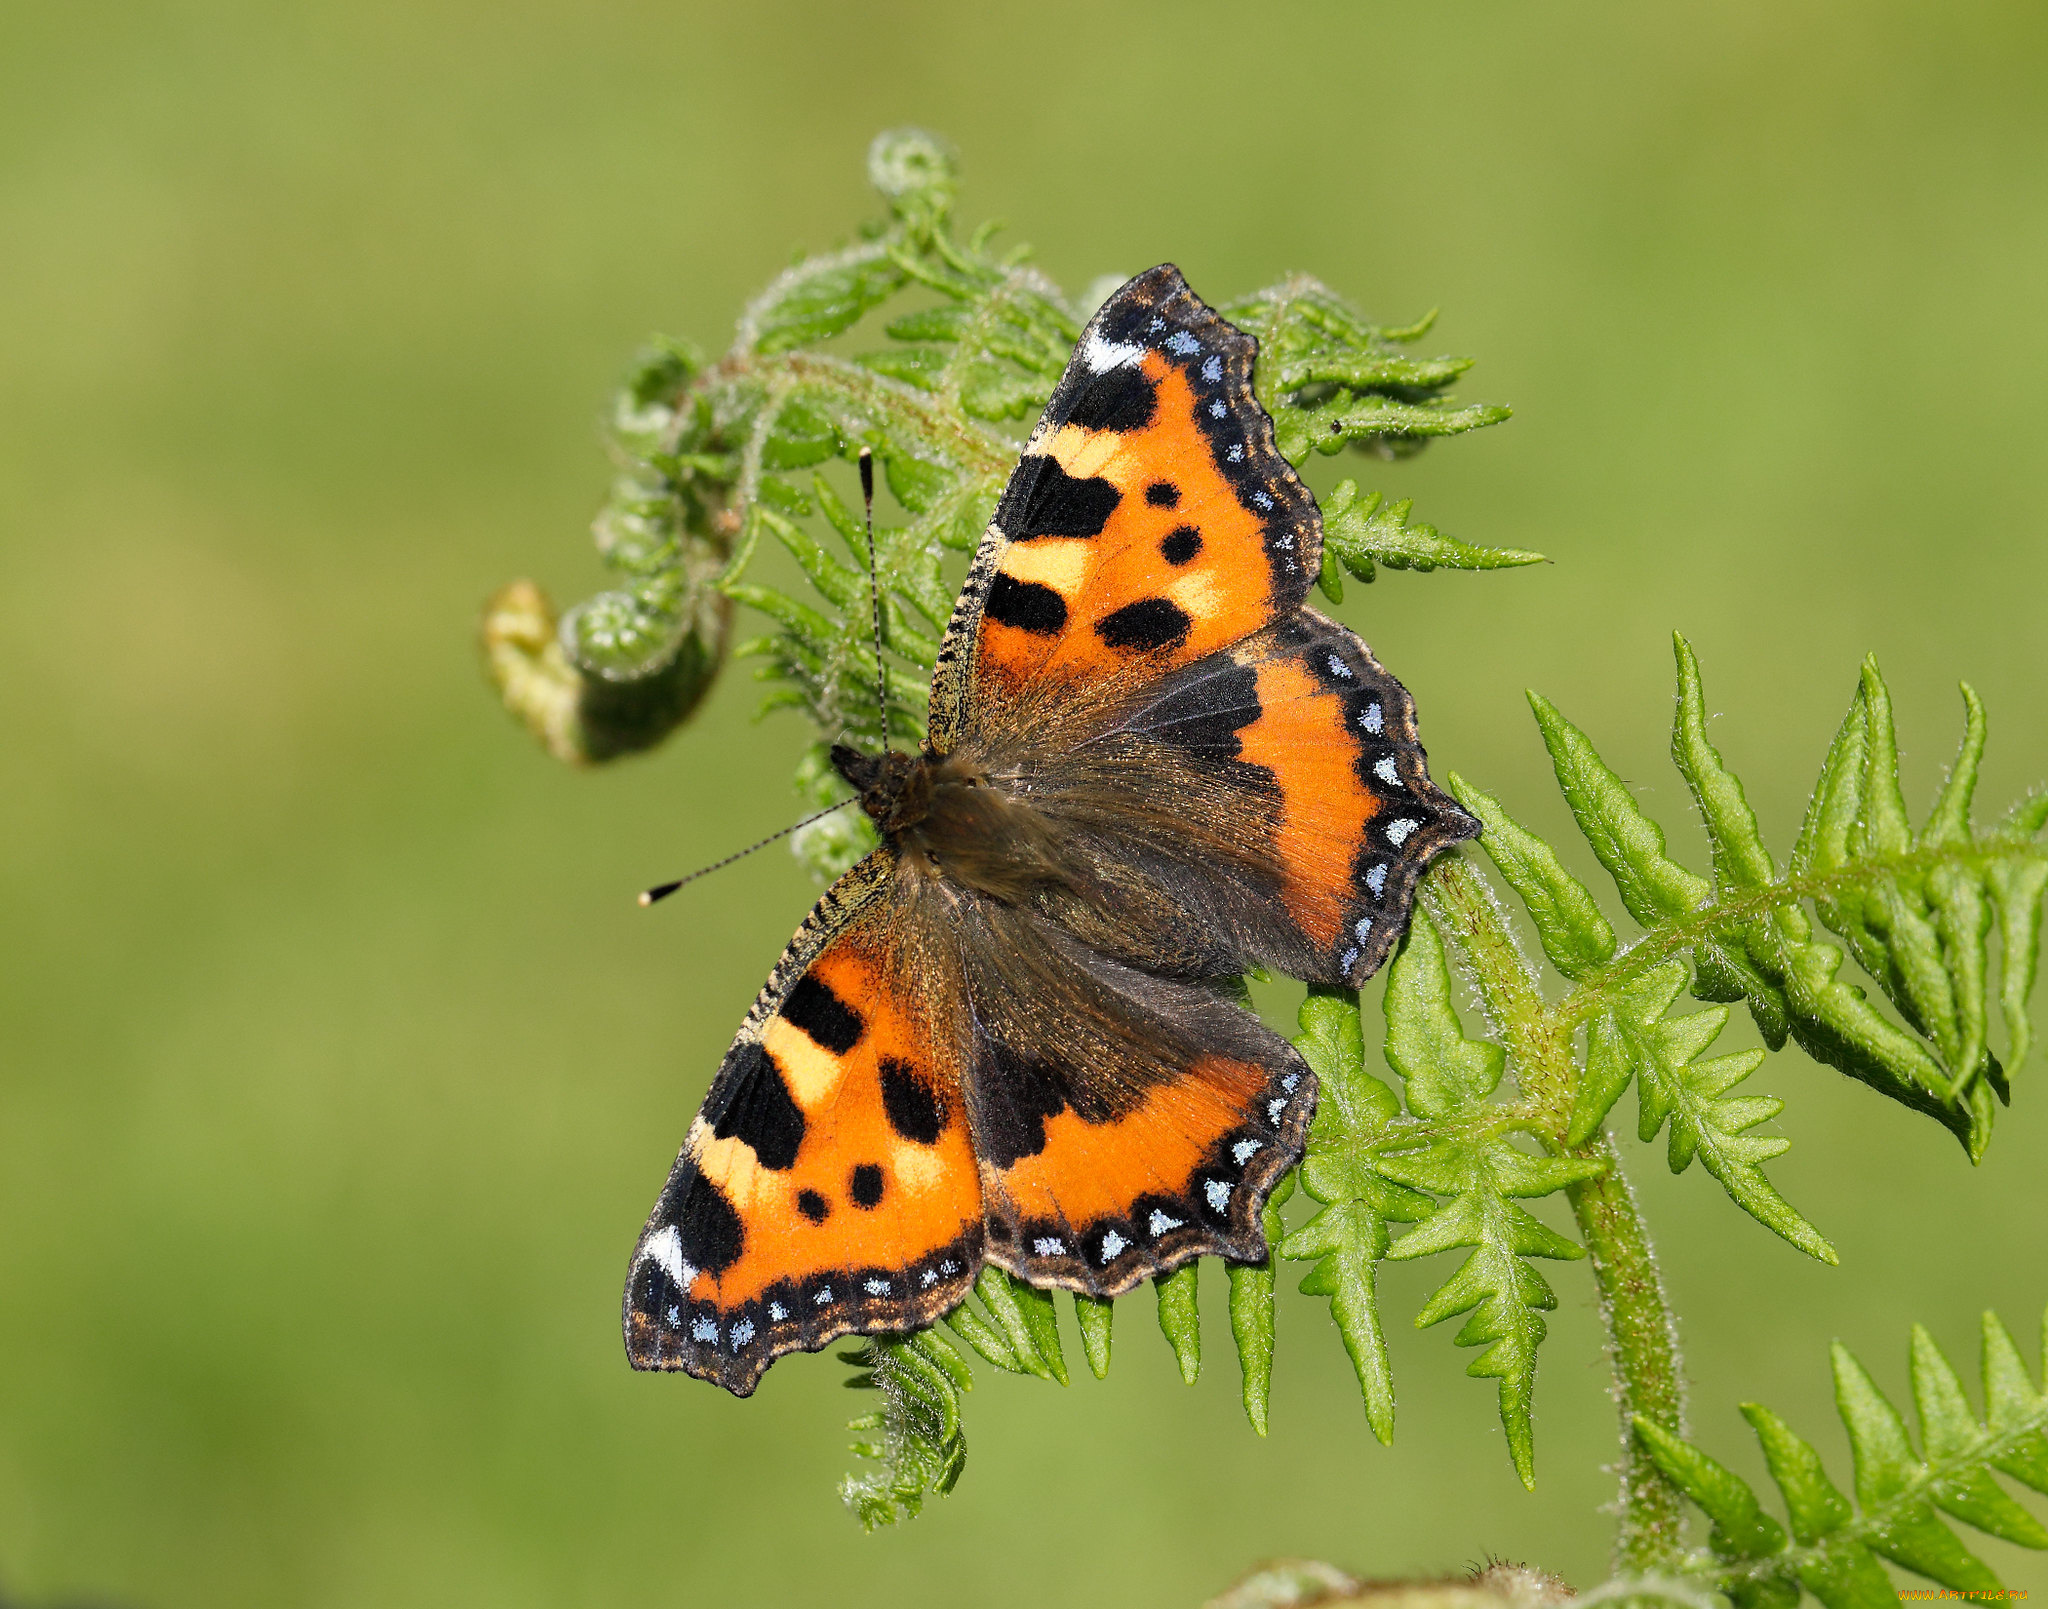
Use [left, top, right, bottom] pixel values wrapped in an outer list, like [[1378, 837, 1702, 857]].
[[3, 1, 2046, 1604]]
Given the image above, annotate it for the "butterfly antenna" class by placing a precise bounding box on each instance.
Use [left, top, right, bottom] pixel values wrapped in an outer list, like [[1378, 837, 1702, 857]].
[[637, 798, 857, 907], [859, 446, 890, 753]]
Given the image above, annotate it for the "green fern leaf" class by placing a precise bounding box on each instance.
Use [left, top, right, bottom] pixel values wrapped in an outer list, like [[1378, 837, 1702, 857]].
[[839, 1329, 971, 1530], [1316, 481, 1543, 598], [1229, 1172, 1295, 1436], [1598, 960, 1834, 1262], [1375, 912, 1604, 1487], [1909, 1325, 2048, 1547], [1638, 1306, 2048, 1606], [1281, 988, 1434, 1444], [744, 244, 910, 356], [966, 1266, 1068, 1386], [1448, 772, 1616, 983], [1222, 275, 1510, 466], [1528, 643, 2048, 1163], [1155, 1265, 1201, 1386], [1075, 1293, 1114, 1381]]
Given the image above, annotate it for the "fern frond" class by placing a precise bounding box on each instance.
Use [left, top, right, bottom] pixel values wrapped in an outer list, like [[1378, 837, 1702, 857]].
[[1315, 480, 1543, 601], [940, 1265, 1068, 1384], [1281, 987, 1435, 1445], [1416, 639, 2046, 1292], [1229, 1172, 1295, 1436], [838, 1328, 972, 1531], [1636, 1306, 2048, 1606], [1222, 275, 1510, 465], [1376, 911, 1606, 1488], [1479, 639, 2043, 1181]]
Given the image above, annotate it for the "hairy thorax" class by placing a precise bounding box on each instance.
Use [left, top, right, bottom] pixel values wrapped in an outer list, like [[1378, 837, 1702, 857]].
[[829, 743, 1070, 907]]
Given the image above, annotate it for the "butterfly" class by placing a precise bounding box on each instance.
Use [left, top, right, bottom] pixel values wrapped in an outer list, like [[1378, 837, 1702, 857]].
[[624, 265, 1476, 1394]]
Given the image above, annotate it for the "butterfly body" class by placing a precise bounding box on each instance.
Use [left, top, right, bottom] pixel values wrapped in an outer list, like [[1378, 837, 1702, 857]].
[[626, 266, 1477, 1395]]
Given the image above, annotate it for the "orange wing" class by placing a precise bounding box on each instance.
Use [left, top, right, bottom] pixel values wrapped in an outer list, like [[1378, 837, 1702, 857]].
[[928, 265, 1320, 750], [950, 907, 1314, 1292], [1104, 609, 1478, 984], [624, 854, 982, 1395]]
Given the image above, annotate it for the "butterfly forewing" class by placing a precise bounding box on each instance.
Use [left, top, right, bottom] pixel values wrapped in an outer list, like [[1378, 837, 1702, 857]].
[[928, 265, 1320, 751]]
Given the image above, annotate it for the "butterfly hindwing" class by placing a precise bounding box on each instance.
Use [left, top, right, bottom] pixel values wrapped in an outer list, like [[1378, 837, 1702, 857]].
[[625, 852, 984, 1395], [929, 265, 1320, 750], [948, 902, 1314, 1293]]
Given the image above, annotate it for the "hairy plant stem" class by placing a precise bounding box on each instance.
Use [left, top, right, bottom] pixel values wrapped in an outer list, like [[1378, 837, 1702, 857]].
[[1564, 1150, 1687, 1573], [1421, 855, 1688, 1573]]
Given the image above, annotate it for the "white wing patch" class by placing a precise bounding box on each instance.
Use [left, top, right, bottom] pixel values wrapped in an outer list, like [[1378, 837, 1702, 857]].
[[641, 1224, 697, 1294], [1082, 331, 1145, 373]]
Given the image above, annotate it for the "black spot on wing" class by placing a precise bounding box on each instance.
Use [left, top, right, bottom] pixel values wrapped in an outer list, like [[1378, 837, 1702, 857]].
[[984, 572, 1067, 635], [1004, 455, 1121, 540], [1160, 526, 1201, 565], [780, 973, 863, 1054], [669, 1169, 743, 1274], [971, 1045, 1070, 1168], [708, 1043, 806, 1170], [1065, 366, 1157, 433], [797, 1188, 830, 1224], [849, 1163, 885, 1208], [1096, 597, 1192, 654], [1145, 480, 1180, 508], [879, 1057, 947, 1143]]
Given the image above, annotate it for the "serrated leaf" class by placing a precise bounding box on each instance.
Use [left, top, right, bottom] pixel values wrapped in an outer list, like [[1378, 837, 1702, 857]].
[[1449, 771, 1616, 982], [1284, 987, 1427, 1442], [1657, 1310, 2046, 1607], [1382, 909, 1507, 1116], [1632, 1417, 1794, 1598], [749, 246, 907, 354], [1833, 1343, 2002, 1590], [942, 1300, 1025, 1376], [1284, 1199, 1400, 1445], [1074, 1294, 1113, 1381], [838, 1333, 968, 1530], [974, 1266, 1067, 1386], [883, 304, 972, 342], [856, 343, 951, 389], [1155, 1265, 1201, 1385], [1321, 481, 1542, 584], [1529, 691, 1710, 928], [1988, 857, 2047, 1074], [1230, 1173, 1294, 1436], [1983, 1308, 2048, 1493], [1599, 961, 1834, 1261], [1376, 914, 1600, 1486], [1670, 634, 1776, 893], [1744, 1403, 1858, 1546], [1910, 1325, 2048, 1546], [1284, 395, 1510, 464]]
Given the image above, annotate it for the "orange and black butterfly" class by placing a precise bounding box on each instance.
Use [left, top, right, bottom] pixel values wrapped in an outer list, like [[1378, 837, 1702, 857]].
[[624, 265, 1476, 1394]]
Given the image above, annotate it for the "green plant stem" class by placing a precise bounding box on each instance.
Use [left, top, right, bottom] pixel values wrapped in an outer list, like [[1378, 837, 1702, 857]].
[[1564, 1146, 1687, 1573], [1420, 856, 1574, 1118], [1421, 855, 1688, 1572]]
